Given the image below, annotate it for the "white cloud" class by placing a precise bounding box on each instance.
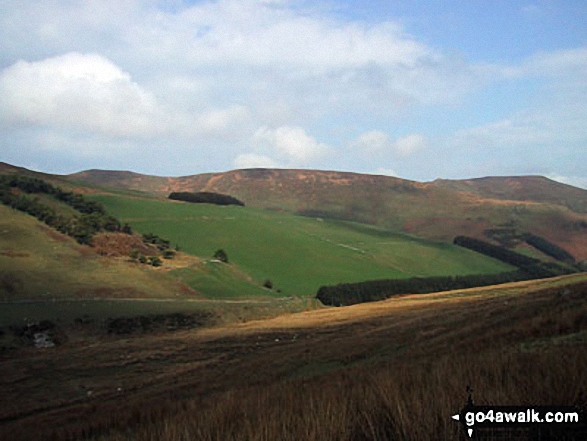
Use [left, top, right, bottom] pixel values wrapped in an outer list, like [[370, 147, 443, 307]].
[[234, 124, 333, 171], [445, 46, 587, 183], [393, 134, 426, 157], [0, 53, 161, 138], [0, 1, 584, 181], [233, 153, 279, 169], [454, 117, 549, 147], [546, 174, 587, 190], [253, 126, 331, 164], [372, 167, 399, 177], [350, 130, 392, 154], [524, 47, 587, 77], [0, 52, 254, 157], [170, 0, 434, 70], [192, 105, 251, 139], [476, 47, 587, 82], [0, 1, 461, 170], [453, 104, 587, 150], [0, 0, 469, 115], [351, 131, 426, 157]]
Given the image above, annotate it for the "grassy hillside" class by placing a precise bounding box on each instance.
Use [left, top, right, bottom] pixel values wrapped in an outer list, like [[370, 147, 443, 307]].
[[0, 204, 200, 302], [0, 171, 515, 314], [89, 193, 514, 297], [5, 163, 587, 260], [0, 203, 320, 328], [2, 274, 586, 440], [68, 167, 587, 260], [0, 201, 285, 305], [432, 175, 587, 213]]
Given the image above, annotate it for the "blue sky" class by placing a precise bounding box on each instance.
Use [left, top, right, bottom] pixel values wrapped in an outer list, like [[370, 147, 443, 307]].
[[0, 0, 586, 188]]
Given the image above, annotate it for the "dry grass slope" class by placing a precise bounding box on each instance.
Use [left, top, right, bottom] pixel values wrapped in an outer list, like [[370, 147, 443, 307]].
[[0, 205, 200, 301], [1, 274, 586, 440]]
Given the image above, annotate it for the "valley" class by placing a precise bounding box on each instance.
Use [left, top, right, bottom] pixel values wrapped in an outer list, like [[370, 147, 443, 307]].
[[2, 2, 587, 439], [0, 163, 586, 440], [1, 274, 586, 440]]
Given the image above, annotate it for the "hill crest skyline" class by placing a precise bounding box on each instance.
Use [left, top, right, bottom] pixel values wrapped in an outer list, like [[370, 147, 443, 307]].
[[2, 160, 587, 261], [2, 160, 584, 190]]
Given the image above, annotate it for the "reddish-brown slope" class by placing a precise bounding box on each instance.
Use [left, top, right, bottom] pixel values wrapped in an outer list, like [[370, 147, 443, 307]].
[[62, 167, 587, 260], [431, 175, 587, 213], [0, 163, 581, 259]]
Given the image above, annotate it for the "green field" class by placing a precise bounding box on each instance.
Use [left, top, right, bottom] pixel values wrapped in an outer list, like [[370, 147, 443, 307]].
[[0, 204, 283, 325], [0, 205, 200, 300], [90, 194, 514, 297], [0, 297, 319, 327]]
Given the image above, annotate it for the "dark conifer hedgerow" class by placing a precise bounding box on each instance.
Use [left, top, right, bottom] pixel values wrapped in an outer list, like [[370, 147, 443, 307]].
[[453, 235, 540, 268], [524, 233, 575, 264], [317, 235, 578, 307], [168, 191, 244, 206], [316, 271, 528, 306]]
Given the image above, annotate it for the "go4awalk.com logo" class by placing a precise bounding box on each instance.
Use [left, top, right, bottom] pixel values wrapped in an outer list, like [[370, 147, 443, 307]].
[[451, 388, 586, 438]]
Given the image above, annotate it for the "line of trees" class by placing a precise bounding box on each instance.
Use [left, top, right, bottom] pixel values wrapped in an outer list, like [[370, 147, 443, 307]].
[[523, 233, 575, 264], [0, 175, 107, 214], [142, 232, 171, 251], [316, 271, 531, 306], [316, 235, 578, 307], [169, 191, 245, 206], [481, 228, 577, 265], [453, 235, 540, 268], [0, 174, 131, 245], [453, 235, 576, 277]]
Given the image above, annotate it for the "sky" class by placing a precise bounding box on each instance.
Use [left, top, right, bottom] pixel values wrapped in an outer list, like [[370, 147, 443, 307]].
[[0, 0, 586, 188]]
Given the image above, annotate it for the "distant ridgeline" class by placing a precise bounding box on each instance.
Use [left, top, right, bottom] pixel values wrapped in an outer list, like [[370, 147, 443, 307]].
[[317, 235, 579, 306], [0, 174, 131, 245], [168, 191, 245, 206]]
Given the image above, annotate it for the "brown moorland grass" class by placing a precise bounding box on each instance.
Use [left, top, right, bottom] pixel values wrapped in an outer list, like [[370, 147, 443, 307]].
[[96, 349, 586, 441], [1, 274, 586, 440], [0, 205, 203, 301]]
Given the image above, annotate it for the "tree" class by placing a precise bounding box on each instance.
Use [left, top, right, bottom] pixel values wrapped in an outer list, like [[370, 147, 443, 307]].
[[142, 233, 170, 250], [169, 191, 245, 206], [121, 223, 133, 234], [148, 256, 162, 267], [213, 249, 228, 263], [163, 249, 176, 259], [263, 279, 273, 290]]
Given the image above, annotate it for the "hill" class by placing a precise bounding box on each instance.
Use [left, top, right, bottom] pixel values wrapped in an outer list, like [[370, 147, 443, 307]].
[[431, 175, 587, 213], [0, 169, 516, 304], [2, 273, 586, 440], [0, 204, 201, 302], [1, 163, 586, 439], [67, 167, 587, 260], [0, 202, 316, 329], [87, 192, 513, 297], [2, 163, 585, 304]]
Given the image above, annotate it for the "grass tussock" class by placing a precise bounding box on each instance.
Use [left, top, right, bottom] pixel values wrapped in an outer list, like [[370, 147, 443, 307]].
[[94, 348, 586, 441], [3, 276, 587, 441]]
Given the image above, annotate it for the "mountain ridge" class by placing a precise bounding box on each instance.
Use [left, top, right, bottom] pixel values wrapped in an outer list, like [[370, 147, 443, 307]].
[[66, 167, 587, 261], [2, 162, 587, 260], [68, 166, 587, 208]]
